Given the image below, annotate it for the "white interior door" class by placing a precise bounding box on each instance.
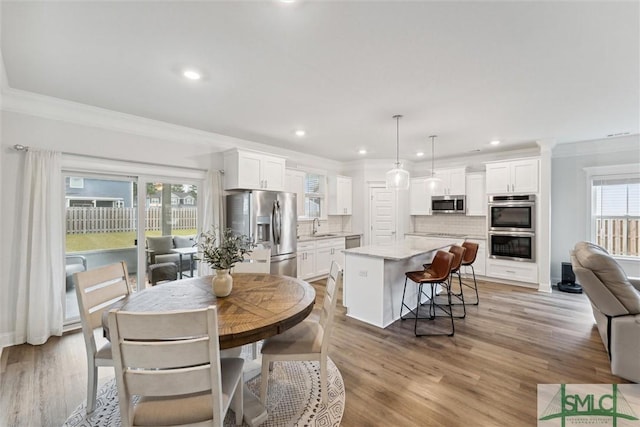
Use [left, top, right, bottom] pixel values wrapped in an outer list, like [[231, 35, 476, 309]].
[[370, 187, 396, 245]]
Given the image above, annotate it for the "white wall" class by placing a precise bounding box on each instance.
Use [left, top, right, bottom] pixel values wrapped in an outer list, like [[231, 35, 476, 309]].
[[551, 134, 640, 281]]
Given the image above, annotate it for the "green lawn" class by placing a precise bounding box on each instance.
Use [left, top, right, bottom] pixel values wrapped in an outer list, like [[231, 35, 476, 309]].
[[66, 229, 198, 252]]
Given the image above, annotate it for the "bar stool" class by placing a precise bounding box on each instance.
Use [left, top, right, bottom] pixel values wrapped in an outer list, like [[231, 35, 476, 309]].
[[460, 241, 480, 305], [425, 245, 466, 318], [401, 250, 455, 336]]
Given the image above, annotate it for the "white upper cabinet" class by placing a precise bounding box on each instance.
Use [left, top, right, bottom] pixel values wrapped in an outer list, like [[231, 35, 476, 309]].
[[409, 177, 432, 215], [285, 169, 306, 218], [485, 158, 539, 195], [465, 172, 486, 216], [224, 149, 286, 191], [432, 167, 466, 196], [328, 175, 352, 215]]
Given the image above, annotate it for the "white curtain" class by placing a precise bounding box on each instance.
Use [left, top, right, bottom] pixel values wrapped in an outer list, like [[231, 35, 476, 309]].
[[15, 149, 64, 345], [198, 169, 224, 276]]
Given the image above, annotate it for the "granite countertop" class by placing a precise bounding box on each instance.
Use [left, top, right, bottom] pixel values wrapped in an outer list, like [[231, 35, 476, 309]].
[[297, 231, 363, 242], [343, 238, 460, 261], [405, 232, 486, 241]]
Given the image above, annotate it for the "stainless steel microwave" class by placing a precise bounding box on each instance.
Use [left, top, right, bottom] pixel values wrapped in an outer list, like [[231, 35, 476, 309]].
[[431, 195, 466, 214]]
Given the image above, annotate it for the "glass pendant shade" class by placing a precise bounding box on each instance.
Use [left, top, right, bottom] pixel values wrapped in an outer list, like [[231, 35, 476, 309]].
[[386, 114, 410, 190], [426, 135, 442, 191], [386, 167, 410, 190]]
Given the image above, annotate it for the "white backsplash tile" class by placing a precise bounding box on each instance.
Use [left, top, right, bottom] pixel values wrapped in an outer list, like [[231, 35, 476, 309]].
[[297, 216, 346, 237], [413, 215, 486, 236]]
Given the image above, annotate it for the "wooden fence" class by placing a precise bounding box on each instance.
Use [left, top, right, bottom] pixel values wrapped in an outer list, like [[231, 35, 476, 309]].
[[66, 207, 197, 234], [595, 217, 640, 256]]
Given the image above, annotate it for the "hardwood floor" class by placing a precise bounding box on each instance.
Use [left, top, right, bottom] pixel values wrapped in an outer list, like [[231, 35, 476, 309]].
[[0, 279, 628, 426]]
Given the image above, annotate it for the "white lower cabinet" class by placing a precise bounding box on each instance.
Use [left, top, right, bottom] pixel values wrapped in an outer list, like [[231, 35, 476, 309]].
[[297, 242, 316, 280], [486, 258, 538, 284], [297, 237, 345, 280]]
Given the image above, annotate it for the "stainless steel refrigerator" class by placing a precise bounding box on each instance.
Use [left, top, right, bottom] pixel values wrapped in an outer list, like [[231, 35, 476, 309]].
[[226, 190, 297, 277]]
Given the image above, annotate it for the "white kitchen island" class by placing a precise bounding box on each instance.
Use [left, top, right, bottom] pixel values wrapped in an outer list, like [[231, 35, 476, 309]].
[[343, 238, 462, 328]]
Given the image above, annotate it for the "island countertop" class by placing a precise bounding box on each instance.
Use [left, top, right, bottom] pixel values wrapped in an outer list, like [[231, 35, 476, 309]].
[[343, 238, 462, 261]]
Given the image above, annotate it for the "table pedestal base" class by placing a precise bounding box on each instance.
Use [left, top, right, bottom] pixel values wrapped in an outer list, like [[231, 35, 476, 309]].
[[243, 385, 268, 427]]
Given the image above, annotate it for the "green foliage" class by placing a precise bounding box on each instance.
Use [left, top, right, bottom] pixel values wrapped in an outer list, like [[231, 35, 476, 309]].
[[198, 227, 254, 270], [66, 229, 197, 252]]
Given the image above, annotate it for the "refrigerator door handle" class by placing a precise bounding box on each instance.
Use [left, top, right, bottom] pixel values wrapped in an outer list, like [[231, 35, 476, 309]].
[[276, 200, 282, 245], [272, 200, 281, 245]]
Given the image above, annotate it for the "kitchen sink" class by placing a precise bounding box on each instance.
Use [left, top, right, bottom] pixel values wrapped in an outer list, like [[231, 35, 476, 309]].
[[313, 233, 338, 237]]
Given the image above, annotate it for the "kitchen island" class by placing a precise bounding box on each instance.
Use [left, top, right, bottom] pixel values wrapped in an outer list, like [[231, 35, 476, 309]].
[[343, 238, 462, 328]]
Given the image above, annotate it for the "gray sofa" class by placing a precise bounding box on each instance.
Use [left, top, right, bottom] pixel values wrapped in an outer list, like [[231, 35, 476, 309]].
[[146, 235, 197, 275], [571, 241, 640, 382]]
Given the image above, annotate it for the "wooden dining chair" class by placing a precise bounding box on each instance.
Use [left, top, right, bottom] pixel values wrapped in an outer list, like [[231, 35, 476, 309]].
[[108, 305, 244, 427], [260, 261, 343, 405], [74, 261, 131, 414]]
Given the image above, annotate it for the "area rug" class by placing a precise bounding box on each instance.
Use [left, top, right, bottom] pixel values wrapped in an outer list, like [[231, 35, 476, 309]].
[[63, 358, 345, 427]]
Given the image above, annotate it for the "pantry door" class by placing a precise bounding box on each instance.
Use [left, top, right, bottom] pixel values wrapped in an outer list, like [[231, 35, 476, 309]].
[[369, 186, 397, 245]]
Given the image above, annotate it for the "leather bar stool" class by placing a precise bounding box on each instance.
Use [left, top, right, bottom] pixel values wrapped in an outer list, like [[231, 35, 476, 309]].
[[460, 241, 480, 305], [401, 250, 455, 336], [425, 245, 466, 318]]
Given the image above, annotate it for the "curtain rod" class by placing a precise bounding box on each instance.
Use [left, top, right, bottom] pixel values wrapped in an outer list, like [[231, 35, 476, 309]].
[[13, 144, 224, 174]]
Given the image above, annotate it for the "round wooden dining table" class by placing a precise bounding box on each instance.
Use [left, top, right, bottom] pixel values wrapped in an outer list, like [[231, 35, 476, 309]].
[[102, 273, 316, 350]]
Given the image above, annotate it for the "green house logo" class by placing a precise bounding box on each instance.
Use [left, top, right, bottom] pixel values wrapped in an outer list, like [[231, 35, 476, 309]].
[[539, 384, 639, 426]]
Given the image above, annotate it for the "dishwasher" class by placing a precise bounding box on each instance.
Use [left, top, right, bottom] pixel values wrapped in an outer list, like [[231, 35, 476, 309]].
[[345, 235, 361, 249]]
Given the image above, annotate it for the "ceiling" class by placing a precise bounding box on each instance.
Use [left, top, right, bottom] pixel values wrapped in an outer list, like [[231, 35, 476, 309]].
[[1, 1, 638, 162]]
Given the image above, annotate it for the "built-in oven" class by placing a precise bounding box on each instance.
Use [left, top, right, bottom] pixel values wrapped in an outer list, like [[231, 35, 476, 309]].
[[488, 195, 535, 232], [488, 232, 535, 262]]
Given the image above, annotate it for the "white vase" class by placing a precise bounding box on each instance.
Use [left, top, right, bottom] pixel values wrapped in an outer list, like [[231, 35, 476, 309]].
[[212, 269, 233, 297]]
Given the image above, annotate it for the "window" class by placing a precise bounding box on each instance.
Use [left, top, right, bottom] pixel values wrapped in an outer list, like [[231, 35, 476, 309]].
[[69, 177, 84, 188], [304, 173, 325, 218], [591, 174, 640, 257]]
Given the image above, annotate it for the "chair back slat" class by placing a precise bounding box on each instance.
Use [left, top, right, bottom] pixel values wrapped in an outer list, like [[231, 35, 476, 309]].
[[75, 262, 131, 331], [120, 337, 210, 369], [233, 248, 271, 274], [112, 310, 209, 340], [124, 365, 213, 397]]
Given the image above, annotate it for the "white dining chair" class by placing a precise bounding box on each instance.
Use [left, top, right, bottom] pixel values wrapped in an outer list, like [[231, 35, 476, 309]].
[[233, 247, 272, 359], [232, 248, 271, 274], [74, 262, 131, 414], [260, 261, 343, 405], [108, 305, 244, 427]]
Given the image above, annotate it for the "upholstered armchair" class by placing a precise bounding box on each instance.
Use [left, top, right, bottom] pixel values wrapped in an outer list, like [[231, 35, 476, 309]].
[[146, 235, 197, 276], [571, 241, 640, 382]]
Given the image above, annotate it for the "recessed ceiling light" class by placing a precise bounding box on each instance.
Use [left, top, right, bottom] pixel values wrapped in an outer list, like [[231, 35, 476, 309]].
[[490, 140, 501, 146], [358, 149, 367, 155], [416, 152, 424, 157], [295, 129, 306, 137], [279, 0, 296, 3], [183, 70, 201, 80]]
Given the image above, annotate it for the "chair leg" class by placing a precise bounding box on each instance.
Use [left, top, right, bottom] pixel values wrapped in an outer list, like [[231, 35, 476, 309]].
[[414, 283, 422, 335], [86, 362, 98, 414], [470, 265, 479, 305], [231, 376, 244, 426], [320, 355, 328, 405], [260, 357, 270, 405]]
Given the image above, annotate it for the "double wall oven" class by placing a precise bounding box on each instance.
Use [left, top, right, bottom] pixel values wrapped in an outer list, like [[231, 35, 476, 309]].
[[488, 195, 536, 262]]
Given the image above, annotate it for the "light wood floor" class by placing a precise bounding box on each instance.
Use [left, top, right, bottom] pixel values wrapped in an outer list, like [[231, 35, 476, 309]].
[[0, 279, 628, 426]]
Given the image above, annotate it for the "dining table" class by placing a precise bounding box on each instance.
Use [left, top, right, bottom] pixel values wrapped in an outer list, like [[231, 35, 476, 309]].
[[102, 273, 316, 426]]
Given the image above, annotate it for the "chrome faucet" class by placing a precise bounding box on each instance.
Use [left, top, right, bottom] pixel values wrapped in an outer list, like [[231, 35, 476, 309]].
[[312, 218, 320, 235]]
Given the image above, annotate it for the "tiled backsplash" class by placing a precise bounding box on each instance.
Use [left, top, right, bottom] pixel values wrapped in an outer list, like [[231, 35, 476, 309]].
[[413, 215, 486, 236], [297, 216, 346, 237]]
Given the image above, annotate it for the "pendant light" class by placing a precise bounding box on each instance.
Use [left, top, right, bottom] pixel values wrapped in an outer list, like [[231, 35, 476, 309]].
[[385, 114, 410, 190], [425, 135, 442, 190]]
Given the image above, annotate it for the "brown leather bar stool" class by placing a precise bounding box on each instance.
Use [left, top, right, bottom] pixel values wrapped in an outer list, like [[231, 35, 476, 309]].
[[401, 250, 455, 336], [425, 245, 466, 318], [461, 241, 480, 305]]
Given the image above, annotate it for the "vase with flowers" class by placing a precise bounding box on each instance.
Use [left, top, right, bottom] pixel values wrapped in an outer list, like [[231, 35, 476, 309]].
[[198, 227, 254, 297]]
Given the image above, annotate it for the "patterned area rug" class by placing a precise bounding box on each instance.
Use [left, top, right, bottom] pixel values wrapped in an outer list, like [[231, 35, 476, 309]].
[[63, 358, 344, 427]]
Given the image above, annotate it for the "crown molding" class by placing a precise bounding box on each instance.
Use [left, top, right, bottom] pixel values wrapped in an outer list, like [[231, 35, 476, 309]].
[[0, 88, 341, 168], [552, 134, 640, 158]]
